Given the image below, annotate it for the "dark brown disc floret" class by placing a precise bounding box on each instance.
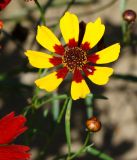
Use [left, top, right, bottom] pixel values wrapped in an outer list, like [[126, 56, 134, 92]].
[[62, 47, 87, 71]]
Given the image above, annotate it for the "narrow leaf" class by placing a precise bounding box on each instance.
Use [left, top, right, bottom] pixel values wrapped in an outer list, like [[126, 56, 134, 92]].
[[87, 147, 114, 160]]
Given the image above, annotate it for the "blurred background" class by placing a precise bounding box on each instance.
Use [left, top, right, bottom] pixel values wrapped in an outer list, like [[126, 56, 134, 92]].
[[0, 0, 137, 160]]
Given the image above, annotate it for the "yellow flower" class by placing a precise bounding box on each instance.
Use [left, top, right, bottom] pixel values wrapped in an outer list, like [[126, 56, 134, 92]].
[[25, 12, 120, 100]]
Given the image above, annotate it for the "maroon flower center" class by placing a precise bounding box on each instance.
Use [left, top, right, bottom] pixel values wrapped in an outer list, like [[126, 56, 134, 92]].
[[62, 47, 87, 71]]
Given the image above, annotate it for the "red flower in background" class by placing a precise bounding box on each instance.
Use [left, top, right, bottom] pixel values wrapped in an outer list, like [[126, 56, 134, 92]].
[[0, 112, 30, 160], [0, 0, 11, 10], [0, 20, 3, 29]]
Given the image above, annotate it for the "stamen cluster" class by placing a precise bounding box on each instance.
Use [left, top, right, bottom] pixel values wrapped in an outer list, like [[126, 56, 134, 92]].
[[62, 47, 87, 71]]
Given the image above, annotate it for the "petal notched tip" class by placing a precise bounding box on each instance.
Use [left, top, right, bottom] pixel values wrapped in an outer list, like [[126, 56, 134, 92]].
[[88, 67, 114, 85], [60, 11, 79, 44], [71, 80, 90, 100], [95, 17, 102, 23], [36, 25, 61, 52], [95, 43, 121, 64], [35, 71, 64, 92]]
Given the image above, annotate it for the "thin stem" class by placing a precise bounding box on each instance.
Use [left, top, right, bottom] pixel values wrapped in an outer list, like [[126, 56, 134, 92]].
[[69, 132, 90, 160], [65, 98, 72, 159], [120, 0, 127, 36], [34, 0, 45, 25], [123, 23, 132, 44], [62, 0, 76, 16], [52, 91, 60, 120], [35, 94, 67, 109], [22, 94, 67, 117], [37, 0, 54, 25], [57, 98, 69, 124], [85, 94, 94, 118], [46, 0, 117, 22]]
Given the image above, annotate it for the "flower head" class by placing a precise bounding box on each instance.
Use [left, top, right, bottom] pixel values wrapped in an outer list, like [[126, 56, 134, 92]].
[[25, 12, 120, 100], [0, 112, 30, 160], [0, 0, 11, 10]]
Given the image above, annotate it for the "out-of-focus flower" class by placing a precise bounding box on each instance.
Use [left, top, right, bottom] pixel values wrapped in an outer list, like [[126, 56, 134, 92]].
[[0, 20, 3, 29], [0, 0, 11, 10], [86, 116, 101, 132], [0, 112, 30, 160], [25, 0, 33, 2], [123, 9, 136, 23], [25, 12, 120, 100]]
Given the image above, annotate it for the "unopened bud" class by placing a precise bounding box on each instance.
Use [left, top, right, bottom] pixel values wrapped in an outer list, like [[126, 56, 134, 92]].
[[86, 116, 101, 132], [123, 9, 136, 23]]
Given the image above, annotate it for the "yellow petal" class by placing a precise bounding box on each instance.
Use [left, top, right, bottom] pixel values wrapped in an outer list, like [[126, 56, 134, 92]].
[[94, 43, 120, 64], [71, 80, 90, 100], [87, 67, 113, 85], [35, 68, 68, 91], [35, 72, 62, 92], [25, 50, 54, 68], [82, 18, 105, 49], [36, 26, 63, 53], [60, 12, 79, 44]]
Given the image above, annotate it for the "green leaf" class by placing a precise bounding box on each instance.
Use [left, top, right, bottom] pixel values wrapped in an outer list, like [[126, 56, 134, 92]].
[[113, 74, 137, 82], [93, 94, 108, 100], [87, 147, 114, 160], [69, 132, 90, 159]]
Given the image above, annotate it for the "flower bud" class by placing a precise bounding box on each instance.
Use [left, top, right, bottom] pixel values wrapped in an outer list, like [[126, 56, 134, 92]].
[[123, 9, 136, 23], [86, 116, 101, 132]]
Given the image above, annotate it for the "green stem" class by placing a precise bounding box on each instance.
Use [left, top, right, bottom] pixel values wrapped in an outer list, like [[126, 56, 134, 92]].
[[35, 94, 67, 109], [85, 94, 94, 118], [57, 98, 69, 124], [65, 98, 72, 159], [34, 0, 45, 25], [52, 91, 60, 120], [22, 94, 67, 117], [62, 0, 76, 16], [123, 23, 132, 44], [69, 132, 90, 159]]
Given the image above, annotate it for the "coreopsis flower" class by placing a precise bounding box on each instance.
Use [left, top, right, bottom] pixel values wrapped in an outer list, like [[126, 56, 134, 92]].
[[0, 0, 11, 10], [0, 112, 30, 160], [25, 12, 120, 100]]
